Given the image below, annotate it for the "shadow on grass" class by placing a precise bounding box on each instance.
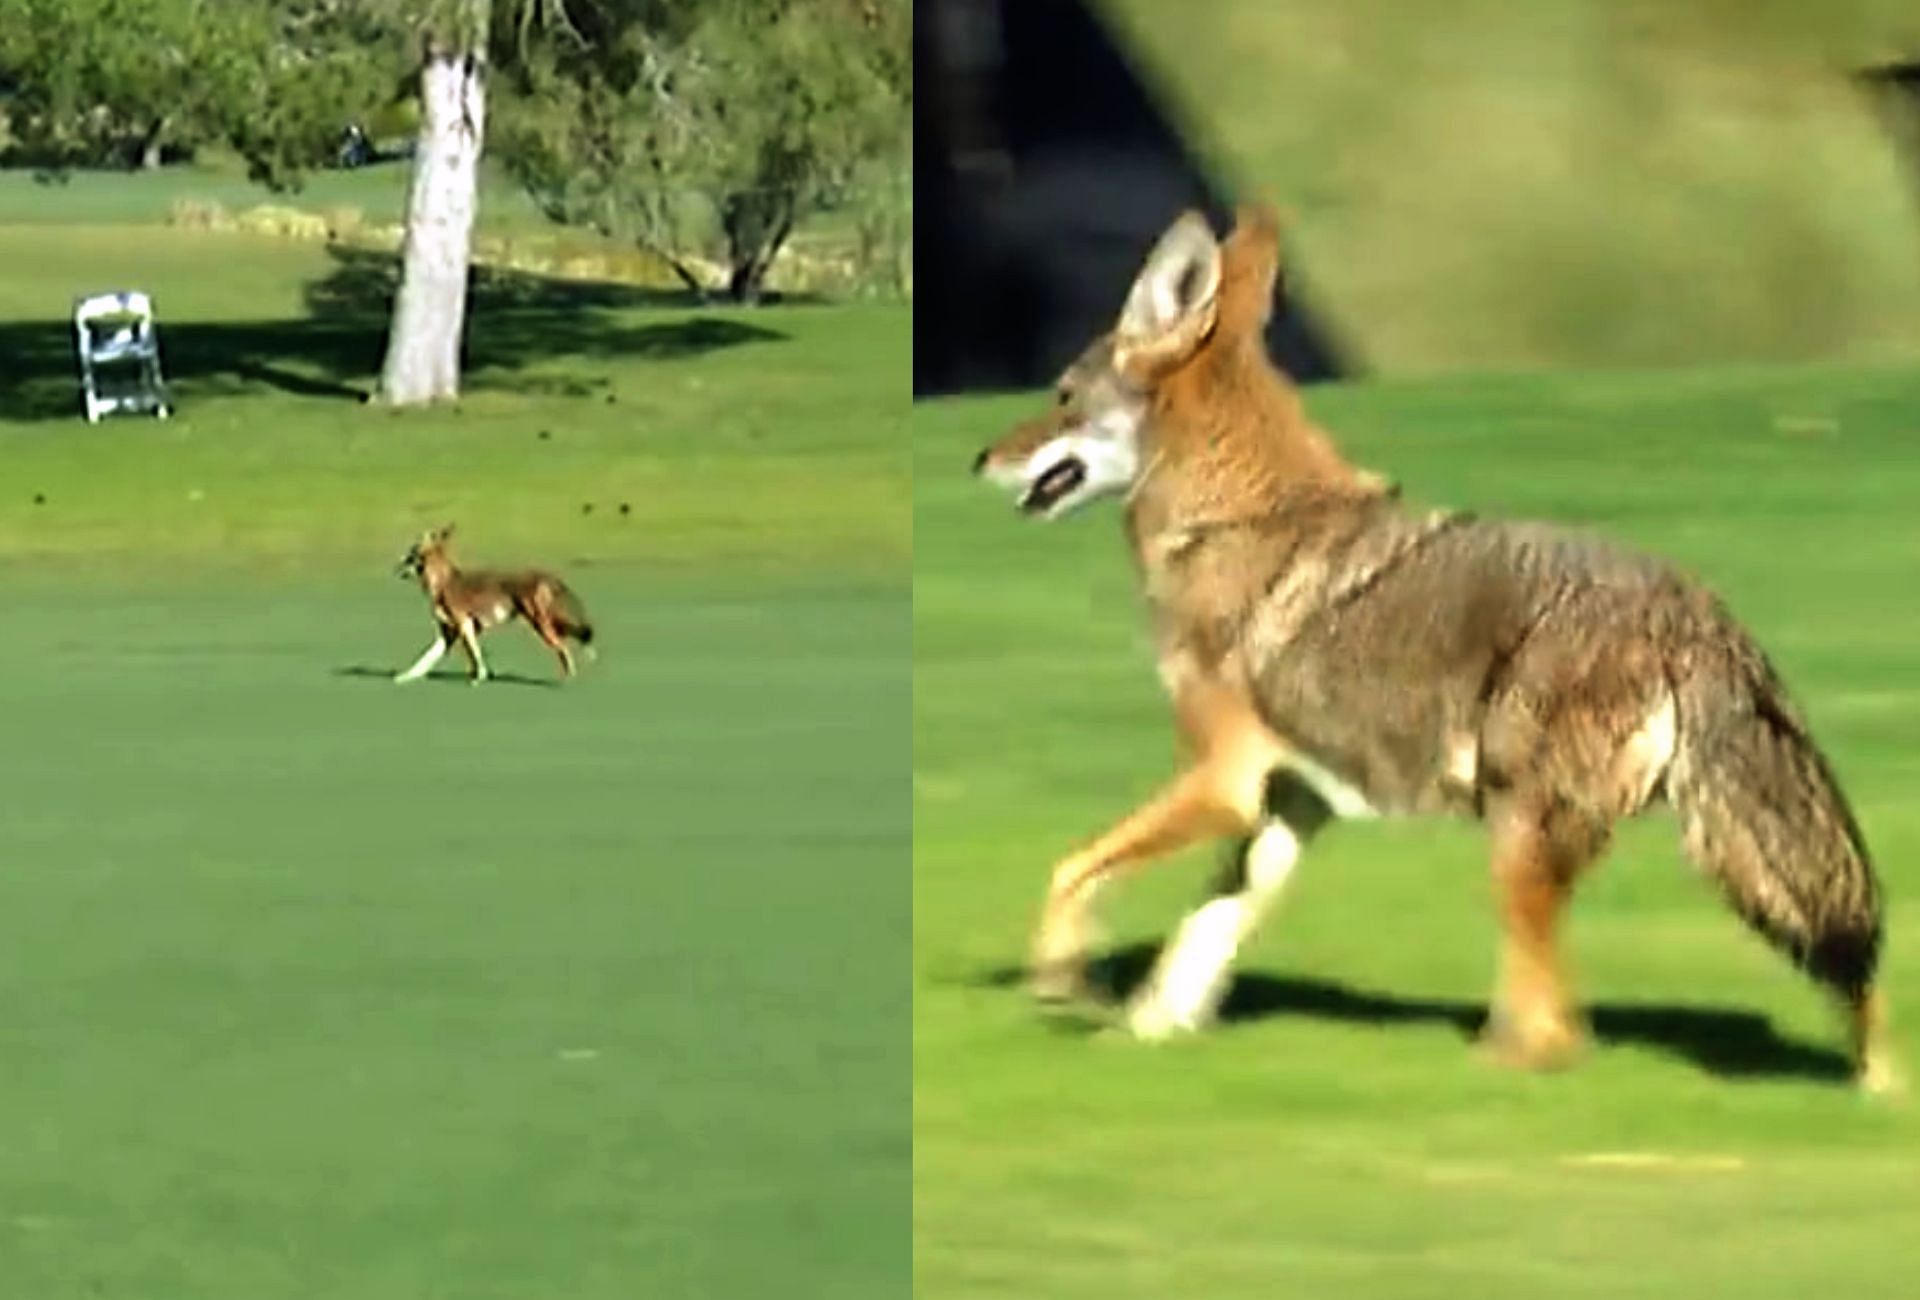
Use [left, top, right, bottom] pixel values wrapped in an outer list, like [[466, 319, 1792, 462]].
[[0, 245, 789, 421], [332, 664, 561, 690], [972, 943, 1853, 1084]]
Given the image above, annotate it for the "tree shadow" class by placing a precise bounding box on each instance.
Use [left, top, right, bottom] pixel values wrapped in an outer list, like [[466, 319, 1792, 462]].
[[0, 244, 789, 421], [332, 664, 561, 690], [971, 943, 1852, 1084]]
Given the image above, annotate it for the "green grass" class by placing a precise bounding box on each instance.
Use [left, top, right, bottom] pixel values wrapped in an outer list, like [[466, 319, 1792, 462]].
[[913, 363, 1920, 1298], [1101, 0, 1920, 374], [0, 225, 905, 570], [0, 214, 907, 1295]]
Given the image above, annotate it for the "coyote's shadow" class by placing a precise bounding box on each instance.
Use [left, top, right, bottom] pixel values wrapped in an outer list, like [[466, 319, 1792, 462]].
[[331, 664, 561, 690], [975, 942, 1851, 1084]]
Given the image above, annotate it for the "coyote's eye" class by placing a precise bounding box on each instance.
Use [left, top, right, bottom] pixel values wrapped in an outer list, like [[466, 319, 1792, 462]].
[[1054, 388, 1071, 408]]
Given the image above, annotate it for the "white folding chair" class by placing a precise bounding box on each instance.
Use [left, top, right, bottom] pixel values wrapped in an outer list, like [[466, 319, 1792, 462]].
[[74, 290, 172, 423]]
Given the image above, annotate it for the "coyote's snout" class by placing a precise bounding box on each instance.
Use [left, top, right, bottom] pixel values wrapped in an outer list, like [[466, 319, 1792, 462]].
[[974, 335, 1151, 519], [973, 204, 1898, 1092], [393, 524, 596, 685]]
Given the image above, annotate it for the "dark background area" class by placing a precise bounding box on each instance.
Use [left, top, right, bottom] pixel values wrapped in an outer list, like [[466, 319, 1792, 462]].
[[912, 0, 1349, 399]]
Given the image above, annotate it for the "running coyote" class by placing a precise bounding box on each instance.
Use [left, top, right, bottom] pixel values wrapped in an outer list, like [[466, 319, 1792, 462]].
[[972, 205, 1896, 1091]]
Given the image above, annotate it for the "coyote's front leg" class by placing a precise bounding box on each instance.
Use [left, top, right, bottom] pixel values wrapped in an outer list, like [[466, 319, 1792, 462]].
[[1030, 683, 1293, 999], [1031, 762, 1256, 1002], [394, 625, 456, 684], [1125, 769, 1340, 1040]]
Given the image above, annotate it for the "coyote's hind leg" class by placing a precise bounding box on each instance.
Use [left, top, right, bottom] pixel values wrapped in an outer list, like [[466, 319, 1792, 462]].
[[1849, 990, 1905, 1097], [529, 612, 576, 678], [455, 619, 491, 684], [1480, 799, 1611, 1070], [523, 591, 578, 679]]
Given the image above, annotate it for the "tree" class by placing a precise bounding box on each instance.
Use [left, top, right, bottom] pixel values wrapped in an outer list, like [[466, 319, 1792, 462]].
[[699, 1, 908, 302], [493, 0, 908, 303], [0, 0, 895, 408], [0, 0, 543, 407], [375, 1, 490, 405], [375, 0, 582, 405]]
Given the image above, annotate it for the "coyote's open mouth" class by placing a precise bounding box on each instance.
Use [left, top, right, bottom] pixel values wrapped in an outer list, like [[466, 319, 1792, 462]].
[[1020, 456, 1088, 515]]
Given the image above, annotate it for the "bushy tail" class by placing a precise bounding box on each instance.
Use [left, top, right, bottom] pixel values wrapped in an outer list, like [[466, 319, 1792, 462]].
[[1667, 661, 1881, 1005], [550, 580, 595, 646]]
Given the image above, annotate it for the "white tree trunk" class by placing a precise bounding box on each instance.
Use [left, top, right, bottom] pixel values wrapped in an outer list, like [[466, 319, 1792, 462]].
[[378, 46, 486, 405]]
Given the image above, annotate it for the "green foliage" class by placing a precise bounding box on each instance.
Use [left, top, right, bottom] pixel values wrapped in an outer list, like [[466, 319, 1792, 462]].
[[0, 0, 907, 293], [222, 3, 413, 188], [0, 0, 404, 186], [493, 0, 909, 301]]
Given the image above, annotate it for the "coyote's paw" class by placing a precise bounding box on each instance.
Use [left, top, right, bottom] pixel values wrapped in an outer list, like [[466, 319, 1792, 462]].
[[1123, 992, 1210, 1042], [1859, 1052, 1908, 1101], [1029, 960, 1092, 1007], [1477, 1009, 1589, 1072]]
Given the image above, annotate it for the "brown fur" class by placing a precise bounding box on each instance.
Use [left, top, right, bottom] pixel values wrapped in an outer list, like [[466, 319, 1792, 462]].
[[396, 525, 595, 683], [974, 205, 1897, 1091]]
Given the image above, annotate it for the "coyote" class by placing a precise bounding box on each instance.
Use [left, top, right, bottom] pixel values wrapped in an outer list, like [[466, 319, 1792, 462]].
[[972, 205, 1897, 1091], [392, 524, 595, 684]]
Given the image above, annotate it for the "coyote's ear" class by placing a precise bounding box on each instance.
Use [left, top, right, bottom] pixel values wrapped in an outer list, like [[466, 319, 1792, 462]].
[[1114, 210, 1221, 382], [1231, 201, 1283, 249], [1217, 201, 1285, 333]]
